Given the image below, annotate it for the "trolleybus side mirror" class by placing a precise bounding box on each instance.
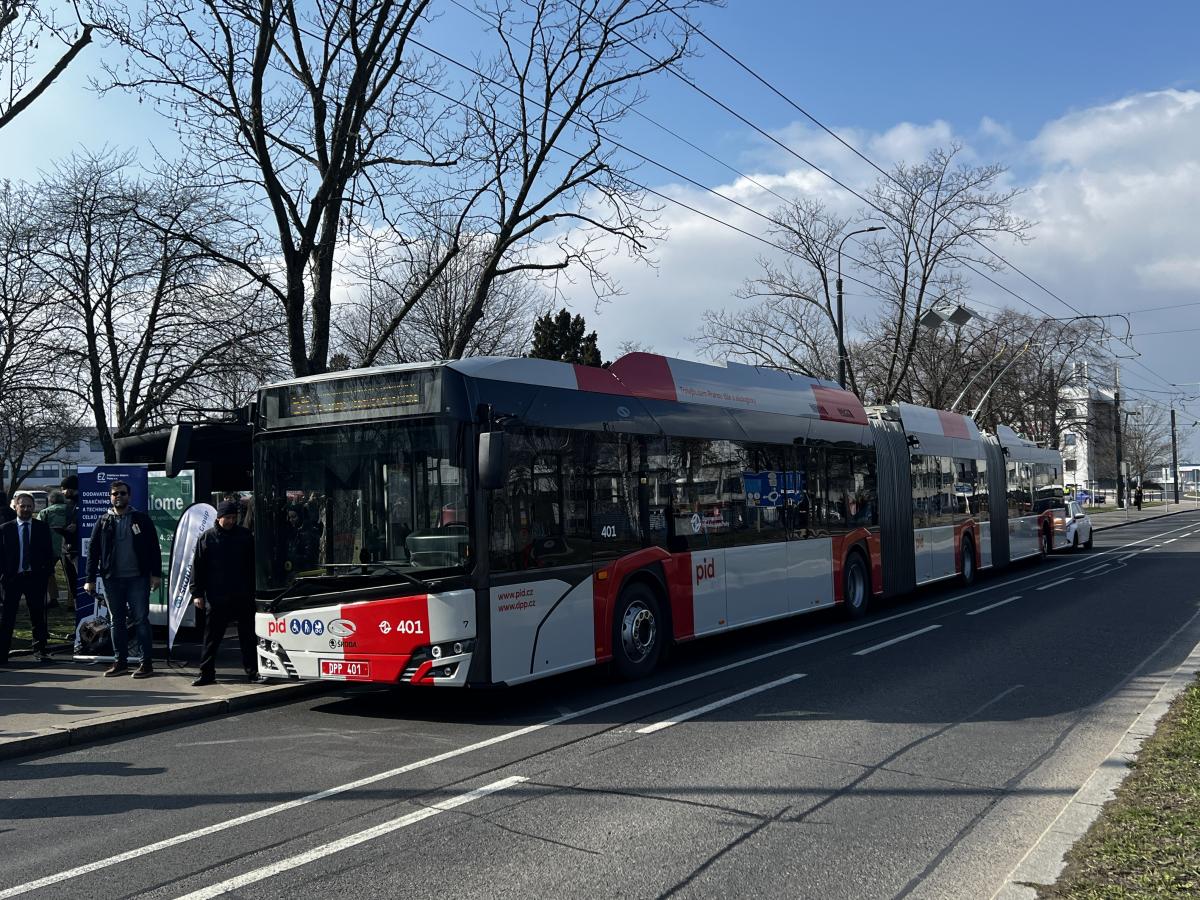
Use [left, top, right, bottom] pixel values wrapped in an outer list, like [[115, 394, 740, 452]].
[[165, 422, 193, 478], [478, 431, 506, 491]]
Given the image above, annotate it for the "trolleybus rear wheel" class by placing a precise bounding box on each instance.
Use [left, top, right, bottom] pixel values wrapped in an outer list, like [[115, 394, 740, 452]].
[[842, 551, 869, 620]]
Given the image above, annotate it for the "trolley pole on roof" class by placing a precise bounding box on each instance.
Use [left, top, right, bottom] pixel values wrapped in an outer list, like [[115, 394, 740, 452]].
[[836, 225, 884, 389]]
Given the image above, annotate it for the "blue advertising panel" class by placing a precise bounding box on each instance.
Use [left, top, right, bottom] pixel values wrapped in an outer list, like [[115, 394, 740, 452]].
[[741, 470, 804, 507], [74, 465, 149, 657]]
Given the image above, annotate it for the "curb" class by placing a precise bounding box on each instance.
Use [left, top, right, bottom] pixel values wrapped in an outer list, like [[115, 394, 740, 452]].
[[994, 640, 1200, 898], [0, 680, 335, 763]]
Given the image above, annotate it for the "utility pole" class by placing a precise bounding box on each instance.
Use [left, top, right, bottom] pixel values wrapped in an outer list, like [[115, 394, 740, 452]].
[[1171, 407, 1180, 504], [1114, 362, 1124, 509]]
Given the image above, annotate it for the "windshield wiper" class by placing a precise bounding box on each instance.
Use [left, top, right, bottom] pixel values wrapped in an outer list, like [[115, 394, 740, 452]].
[[265, 575, 327, 613], [322, 562, 434, 591]]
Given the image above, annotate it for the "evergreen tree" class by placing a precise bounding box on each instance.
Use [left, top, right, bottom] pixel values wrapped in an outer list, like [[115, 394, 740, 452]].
[[529, 309, 603, 366]]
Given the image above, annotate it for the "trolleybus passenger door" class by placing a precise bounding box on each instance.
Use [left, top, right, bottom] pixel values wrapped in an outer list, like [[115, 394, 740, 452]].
[[911, 455, 935, 583], [725, 443, 790, 627]]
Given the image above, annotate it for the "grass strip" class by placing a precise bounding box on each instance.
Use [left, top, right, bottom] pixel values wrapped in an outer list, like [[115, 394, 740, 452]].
[[1039, 675, 1200, 898]]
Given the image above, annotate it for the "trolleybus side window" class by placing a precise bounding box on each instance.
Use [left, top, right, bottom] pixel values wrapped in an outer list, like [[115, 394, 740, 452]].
[[591, 434, 644, 559], [730, 442, 790, 545], [488, 430, 590, 572], [825, 448, 877, 530]]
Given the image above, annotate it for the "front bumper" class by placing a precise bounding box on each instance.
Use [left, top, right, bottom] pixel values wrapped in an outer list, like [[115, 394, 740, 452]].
[[254, 589, 476, 687]]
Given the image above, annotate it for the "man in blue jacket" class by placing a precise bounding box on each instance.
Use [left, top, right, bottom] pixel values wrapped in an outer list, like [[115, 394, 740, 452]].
[[84, 480, 161, 677]]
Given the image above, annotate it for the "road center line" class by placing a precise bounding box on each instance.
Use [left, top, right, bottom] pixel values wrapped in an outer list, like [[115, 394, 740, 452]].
[[636, 674, 806, 734], [172, 776, 527, 900], [966, 595, 1022, 616], [4, 515, 1196, 900], [854, 625, 941, 656], [1036, 577, 1074, 592]]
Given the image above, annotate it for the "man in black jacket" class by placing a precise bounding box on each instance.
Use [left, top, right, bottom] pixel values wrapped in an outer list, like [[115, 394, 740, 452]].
[[84, 480, 161, 677], [191, 500, 260, 686], [0, 492, 55, 664]]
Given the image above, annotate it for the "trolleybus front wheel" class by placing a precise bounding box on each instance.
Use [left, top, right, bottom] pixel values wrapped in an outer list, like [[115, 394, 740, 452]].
[[612, 582, 663, 680]]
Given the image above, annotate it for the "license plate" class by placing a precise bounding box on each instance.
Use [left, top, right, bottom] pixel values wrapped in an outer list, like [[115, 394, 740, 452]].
[[320, 659, 370, 679]]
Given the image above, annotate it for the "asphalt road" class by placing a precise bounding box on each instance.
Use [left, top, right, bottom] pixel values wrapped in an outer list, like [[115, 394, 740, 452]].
[[3, 511, 1200, 900]]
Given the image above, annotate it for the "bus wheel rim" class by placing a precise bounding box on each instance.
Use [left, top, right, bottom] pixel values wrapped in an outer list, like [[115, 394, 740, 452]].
[[622, 603, 656, 662]]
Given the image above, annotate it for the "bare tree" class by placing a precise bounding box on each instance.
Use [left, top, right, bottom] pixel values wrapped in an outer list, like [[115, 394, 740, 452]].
[[695, 197, 847, 380], [33, 150, 282, 459], [0, 385, 87, 494], [1125, 406, 1173, 484], [0, 180, 51, 400], [103, 0, 464, 377], [444, 0, 711, 359], [0, 180, 82, 493], [335, 234, 549, 363], [858, 145, 1032, 402], [0, 0, 94, 131], [702, 147, 1031, 401]]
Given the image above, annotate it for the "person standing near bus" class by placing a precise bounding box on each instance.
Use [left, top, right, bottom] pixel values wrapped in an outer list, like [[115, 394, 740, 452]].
[[84, 480, 161, 678], [38, 489, 69, 608], [0, 492, 55, 664], [58, 475, 81, 602], [190, 500, 261, 686]]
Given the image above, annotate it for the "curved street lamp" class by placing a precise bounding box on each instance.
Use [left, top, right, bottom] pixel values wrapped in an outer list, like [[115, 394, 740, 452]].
[[836, 225, 884, 388]]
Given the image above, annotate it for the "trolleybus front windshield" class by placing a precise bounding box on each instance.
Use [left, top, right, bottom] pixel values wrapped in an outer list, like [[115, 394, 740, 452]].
[[254, 419, 470, 593]]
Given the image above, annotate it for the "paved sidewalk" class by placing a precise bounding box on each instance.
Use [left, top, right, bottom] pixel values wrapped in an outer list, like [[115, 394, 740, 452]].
[[1084, 497, 1200, 531], [0, 639, 327, 761]]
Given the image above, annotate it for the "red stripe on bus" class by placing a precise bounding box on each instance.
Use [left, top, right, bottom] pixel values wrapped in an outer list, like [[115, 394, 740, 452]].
[[662, 552, 696, 640], [573, 364, 633, 395], [608, 352, 678, 401], [811, 385, 869, 425], [937, 410, 971, 439]]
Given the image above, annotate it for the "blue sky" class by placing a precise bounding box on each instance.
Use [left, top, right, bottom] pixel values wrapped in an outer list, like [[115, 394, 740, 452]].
[[3, 0, 1199, 454]]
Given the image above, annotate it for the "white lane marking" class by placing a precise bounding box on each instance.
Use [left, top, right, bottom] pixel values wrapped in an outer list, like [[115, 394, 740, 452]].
[[1117, 553, 1138, 562], [4, 516, 1197, 899], [636, 674, 806, 734], [1036, 577, 1074, 592], [172, 776, 526, 900], [1162, 538, 1178, 545], [967, 595, 1022, 617], [853, 625, 942, 656], [1081, 564, 1110, 575]]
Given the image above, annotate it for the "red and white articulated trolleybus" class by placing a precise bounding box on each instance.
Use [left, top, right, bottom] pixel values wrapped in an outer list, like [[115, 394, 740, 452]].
[[251, 353, 1062, 687]]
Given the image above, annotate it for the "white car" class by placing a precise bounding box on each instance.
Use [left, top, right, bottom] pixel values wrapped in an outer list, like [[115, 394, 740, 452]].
[[1055, 500, 1093, 551]]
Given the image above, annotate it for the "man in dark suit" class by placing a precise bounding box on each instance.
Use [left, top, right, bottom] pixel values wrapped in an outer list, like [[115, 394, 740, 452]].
[[0, 492, 55, 664]]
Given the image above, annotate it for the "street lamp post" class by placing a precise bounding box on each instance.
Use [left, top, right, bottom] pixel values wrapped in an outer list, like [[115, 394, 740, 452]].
[[836, 225, 884, 389]]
